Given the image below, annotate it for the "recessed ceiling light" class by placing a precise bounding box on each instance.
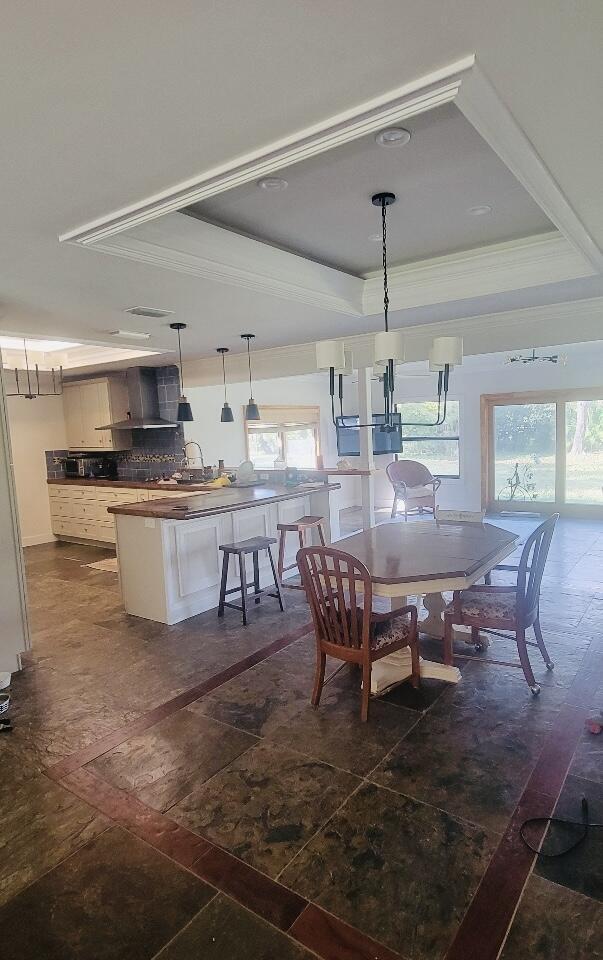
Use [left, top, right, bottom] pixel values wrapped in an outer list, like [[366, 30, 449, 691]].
[[468, 204, 493, 216], [257, 177, 288, 191], [375, 127, 411, 147]]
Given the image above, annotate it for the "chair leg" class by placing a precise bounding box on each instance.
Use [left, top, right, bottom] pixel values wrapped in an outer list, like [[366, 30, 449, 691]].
[[311, 651, 326, 707], [267, 544, 285, 611], [361, 661, 371, 722], [404, 502, 408, 522], [443, 613, 454, 666], [317, 522, 326, 546], [391, 495, 398, 519], [484, 571, 492, 586], [277, 528, 286, 583], [533, 616, 554, 670], [217, 552, 229, 617], [238, 554, 248, 626], [252, 551, 261, 604], [409, 637, 421, 689], [516, 627, 539, 694]]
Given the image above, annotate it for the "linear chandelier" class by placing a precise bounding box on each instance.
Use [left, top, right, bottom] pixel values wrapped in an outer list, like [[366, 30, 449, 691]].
[[316, 191, 462, 431], [5, 339, 64, 399]]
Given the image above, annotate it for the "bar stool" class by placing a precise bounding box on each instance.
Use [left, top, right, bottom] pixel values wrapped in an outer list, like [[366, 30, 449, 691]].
[[218, 536, 284, 626], [277, 515, 326, 590]]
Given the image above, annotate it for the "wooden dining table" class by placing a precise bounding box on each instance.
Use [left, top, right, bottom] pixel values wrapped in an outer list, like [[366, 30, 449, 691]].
[[335, 519, 519, 692]]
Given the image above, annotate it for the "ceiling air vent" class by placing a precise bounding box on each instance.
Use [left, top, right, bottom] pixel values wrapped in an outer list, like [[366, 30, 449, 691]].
[[124, 305, 174, 319]]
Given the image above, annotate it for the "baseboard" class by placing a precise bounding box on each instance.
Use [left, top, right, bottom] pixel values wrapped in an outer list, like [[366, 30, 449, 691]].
[[21, 533, 56, 547]]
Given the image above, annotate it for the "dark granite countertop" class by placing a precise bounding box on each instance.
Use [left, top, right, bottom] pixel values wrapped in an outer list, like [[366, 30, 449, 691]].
[[106, 483, 340, 520]]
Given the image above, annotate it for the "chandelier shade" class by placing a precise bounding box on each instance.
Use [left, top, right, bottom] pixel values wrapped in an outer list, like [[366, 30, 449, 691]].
[[430, 336, 463, 367], [316, 339, 346, 372], [373, 329, 405, 365]]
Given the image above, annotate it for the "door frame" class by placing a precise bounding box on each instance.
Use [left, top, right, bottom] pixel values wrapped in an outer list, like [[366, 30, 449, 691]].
[[481, 387, 603, 518]]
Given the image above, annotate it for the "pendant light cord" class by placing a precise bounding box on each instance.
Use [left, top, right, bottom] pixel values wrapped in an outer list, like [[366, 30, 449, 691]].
[[221, 351, 227, 403], [381, 199, 389, 333], [246, 338, 253, 395], [177, 328, 184, 391]]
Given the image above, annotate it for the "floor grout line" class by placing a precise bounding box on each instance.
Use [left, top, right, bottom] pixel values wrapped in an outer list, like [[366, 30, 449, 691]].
[[45, 621, 313, 780], [443, 635, 603, 960]]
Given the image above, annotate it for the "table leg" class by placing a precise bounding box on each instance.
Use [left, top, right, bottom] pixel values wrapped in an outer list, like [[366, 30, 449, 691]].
[[420, 592, 490, 649]]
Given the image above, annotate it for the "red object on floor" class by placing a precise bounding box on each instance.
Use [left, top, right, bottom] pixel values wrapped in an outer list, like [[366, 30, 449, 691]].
[[585, 717, 602, 735]]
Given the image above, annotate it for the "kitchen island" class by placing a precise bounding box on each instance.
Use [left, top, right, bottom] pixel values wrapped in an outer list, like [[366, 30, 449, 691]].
[[108, 482, 339, 624]]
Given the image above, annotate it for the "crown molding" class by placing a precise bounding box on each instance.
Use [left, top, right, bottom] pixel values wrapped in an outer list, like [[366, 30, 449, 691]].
[[456, 62, 603, 273], [60, 56, 475, 245], [184, 295, 603, 385], [362, 232, 591, 315], [61, 56, 601, 320], [93, 212, 364, 316]]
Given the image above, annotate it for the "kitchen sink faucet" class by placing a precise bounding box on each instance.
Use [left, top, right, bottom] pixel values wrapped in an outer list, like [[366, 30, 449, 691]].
[[182, 440, 204, 470]]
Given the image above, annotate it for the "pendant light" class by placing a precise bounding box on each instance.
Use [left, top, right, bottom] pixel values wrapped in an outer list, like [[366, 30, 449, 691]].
[[169, 322, 194, 421], [316, 190, 462, 432], [241, 333, 260, 421], [217, 347, 234, 422]]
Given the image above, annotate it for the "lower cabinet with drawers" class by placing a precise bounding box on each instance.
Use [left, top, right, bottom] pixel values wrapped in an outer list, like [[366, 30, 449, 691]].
[[48, 484, 192, 544]]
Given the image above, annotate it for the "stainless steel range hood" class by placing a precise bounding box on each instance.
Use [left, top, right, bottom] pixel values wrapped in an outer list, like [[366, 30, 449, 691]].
[[96, 367, 179, 430]]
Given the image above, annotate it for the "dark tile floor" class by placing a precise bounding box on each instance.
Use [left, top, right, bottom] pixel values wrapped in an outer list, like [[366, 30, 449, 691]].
[[0, 517, 602, 959]]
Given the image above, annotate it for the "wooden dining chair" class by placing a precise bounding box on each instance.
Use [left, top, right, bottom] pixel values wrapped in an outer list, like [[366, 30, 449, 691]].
[[443, 514, 559, 694], [297, 545, 420, 721], [386, 460, 441, 520]]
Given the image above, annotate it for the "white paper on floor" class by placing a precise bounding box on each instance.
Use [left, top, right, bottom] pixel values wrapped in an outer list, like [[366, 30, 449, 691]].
[[371, 648, 461, 695], [84, 557, 119, 573]]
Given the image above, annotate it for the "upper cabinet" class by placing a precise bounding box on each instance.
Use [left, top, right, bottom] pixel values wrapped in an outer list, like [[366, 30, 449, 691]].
[[63, 377, 132, 451]]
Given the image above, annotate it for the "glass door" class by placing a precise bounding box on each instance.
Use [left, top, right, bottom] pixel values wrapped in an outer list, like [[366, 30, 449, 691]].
[[493, 403, 557, 506], [565, 399, 603, 505], [486, 392, 603, 513]]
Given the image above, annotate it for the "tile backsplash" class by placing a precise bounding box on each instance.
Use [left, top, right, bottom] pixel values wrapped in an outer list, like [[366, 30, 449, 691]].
[[46, 365, 186, 481]]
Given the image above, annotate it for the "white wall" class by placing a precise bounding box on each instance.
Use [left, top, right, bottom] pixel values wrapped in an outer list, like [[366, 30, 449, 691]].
[[6, 394, 67, 545], [183, 371, 361, 512]]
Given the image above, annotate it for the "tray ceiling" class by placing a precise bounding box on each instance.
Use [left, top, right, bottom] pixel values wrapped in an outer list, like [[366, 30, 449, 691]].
[[184, 103, 553, 277]]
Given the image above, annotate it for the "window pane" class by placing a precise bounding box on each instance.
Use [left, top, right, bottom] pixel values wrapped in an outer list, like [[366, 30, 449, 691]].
[[284, 427, 317, 468], [397, 400, 459, 439], [401, 439, 460, 477], [494, 404, 556, 502], [565, 399, 603, 504], [248, 430, 282, 469]]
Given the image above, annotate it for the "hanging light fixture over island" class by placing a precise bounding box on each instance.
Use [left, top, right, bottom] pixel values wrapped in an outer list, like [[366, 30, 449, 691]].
[[169, 322, 194, 421], [241, 333, 260, 421], [217, 347, 234, 422]]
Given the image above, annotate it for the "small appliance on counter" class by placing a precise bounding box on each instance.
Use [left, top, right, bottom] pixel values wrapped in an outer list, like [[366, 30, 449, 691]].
[[63, 454, 118, 479]]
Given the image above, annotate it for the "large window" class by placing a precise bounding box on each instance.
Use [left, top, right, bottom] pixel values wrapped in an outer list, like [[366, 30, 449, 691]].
[[395, 400, 460, 478], [246, 405, 320, 469], [483, 390, 603, 512]]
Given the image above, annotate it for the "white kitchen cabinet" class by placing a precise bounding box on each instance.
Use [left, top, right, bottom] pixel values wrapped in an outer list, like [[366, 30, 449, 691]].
[[63, 376, 131, 451], [48, 483, 192, 544]]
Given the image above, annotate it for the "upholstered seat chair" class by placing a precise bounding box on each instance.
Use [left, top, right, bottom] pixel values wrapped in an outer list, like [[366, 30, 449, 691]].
[[443, 514, 559, 694]]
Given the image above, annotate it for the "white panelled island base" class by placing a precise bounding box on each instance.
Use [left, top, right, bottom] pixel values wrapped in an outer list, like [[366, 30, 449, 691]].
[[109, 483, 338, 624]]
